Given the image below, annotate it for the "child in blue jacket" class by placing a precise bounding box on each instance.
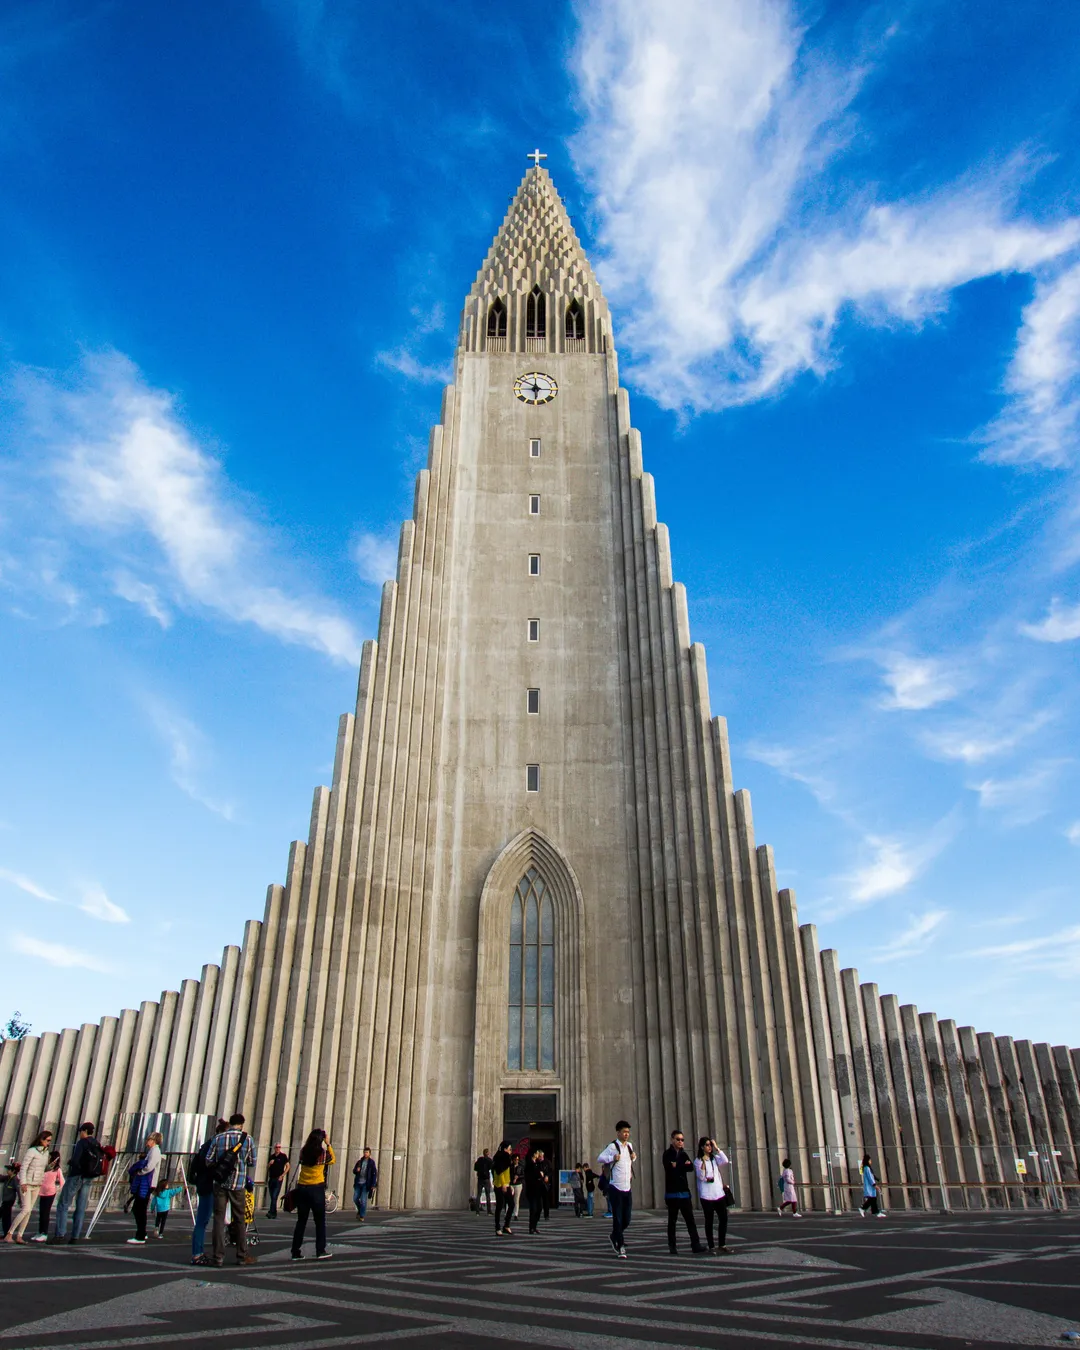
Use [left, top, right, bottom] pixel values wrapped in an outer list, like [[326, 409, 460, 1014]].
[[152, 1184, 184, 1238]]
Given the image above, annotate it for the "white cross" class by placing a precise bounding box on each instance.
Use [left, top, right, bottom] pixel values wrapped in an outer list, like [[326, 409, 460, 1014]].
[[527, 148, 547, 168]]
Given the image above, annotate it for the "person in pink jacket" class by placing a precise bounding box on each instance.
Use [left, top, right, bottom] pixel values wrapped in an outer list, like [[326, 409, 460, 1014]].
[[33, 1152, 64, 1242]]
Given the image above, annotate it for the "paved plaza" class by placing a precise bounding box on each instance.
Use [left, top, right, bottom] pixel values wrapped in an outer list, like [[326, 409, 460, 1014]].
[[1, 1207, 1078, 1348]]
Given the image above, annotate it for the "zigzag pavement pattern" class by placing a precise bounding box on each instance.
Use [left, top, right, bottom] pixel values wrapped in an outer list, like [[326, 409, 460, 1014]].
[[0, 1209, 1076, 1349]]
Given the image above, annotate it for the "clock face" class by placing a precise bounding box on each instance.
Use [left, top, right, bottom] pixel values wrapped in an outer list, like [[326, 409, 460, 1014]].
[[514, 371, 558, 405]]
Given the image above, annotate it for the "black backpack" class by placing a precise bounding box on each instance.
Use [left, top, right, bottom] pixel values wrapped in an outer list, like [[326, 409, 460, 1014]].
[[208, 1133, 247, 1189], [79, 1138, 105, 1179]]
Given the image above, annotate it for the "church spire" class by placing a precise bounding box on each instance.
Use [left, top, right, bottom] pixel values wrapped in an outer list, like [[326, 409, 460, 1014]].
[[459, 161, 610, 355]]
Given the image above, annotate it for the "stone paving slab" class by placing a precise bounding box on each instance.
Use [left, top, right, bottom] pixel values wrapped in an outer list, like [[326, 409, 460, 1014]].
[[0, 1208, 1076, 1348]]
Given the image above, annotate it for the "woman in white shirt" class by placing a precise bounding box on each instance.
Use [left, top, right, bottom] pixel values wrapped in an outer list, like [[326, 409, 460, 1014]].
[[694, 1137, 733, 1253]]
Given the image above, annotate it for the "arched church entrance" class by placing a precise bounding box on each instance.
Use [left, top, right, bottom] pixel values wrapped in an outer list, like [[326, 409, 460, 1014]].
[[471, 830, 590, 1186]]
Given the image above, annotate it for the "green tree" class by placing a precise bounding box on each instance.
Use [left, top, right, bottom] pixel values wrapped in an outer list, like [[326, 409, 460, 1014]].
[[2, 1012, 30, 1040]]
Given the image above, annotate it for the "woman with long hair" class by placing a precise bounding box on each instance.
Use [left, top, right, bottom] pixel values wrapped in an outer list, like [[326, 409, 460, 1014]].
[[695, 1137, 734, 1253], [291, 1128, 336, 1260], [33, 1149, 63, 1242], [5, 1129, 53, 1244], [860, 1154, 885, 1218], [776, 1157, 800, 1218]]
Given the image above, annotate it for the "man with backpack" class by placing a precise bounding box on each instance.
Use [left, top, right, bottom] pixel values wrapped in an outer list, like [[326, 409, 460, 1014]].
[[597, 1120, 636, 1258], [204, 1113, 257, 1266], [53, 1122, 104, 1244], [189, 1118, 227, 1265]]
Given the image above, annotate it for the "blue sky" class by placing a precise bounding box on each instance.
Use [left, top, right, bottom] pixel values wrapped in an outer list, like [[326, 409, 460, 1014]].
[[1, 0, 1078, 1048]]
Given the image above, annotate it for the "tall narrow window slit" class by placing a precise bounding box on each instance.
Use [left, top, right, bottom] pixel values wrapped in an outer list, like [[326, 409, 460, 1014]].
[[526, 286, 546, 339], [508, 869, 554, 1071]]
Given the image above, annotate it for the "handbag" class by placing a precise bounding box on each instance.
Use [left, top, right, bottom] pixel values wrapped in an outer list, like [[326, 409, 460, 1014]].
[[721, 1184, 735, 1207], [282, 1187, 298, 1213]]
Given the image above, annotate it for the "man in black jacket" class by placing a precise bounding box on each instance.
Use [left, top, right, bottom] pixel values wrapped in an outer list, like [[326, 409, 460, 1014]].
[[662, 1130, 706, 1255], [53, 1122, 102, 1243], [473, 1149, 494, 1214]]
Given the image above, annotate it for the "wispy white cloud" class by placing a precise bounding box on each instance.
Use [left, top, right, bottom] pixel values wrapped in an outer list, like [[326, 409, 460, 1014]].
[[110, 570, 171, 628], [16, 350, 362, 664], [78, 884, 129, 925], [0, 868, 59, 903], [142, 695, 235, 820], [981, 261, 1080, 467], [1021, 596, 1080, 642], [570, 0, 1080, 413], [353, 532, 398, 586], [374, 347, 452, 384], [822, 812, 960, 918], [874, 910, 949, 962], [969, 923, 1080, 978], [969, 760, 1069, 826], [875, 653, 962, 711], [12, 933, 111, 973], [920, 710, 1056, 764], [1066, 821, 1080, 845]]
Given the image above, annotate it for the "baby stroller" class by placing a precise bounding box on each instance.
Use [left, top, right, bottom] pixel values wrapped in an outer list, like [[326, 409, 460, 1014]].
[[225, 1186, 260, 1249]]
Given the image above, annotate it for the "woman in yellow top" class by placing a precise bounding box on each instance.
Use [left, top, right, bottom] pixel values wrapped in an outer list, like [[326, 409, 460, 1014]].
[[290, 1129, 336, 1260]]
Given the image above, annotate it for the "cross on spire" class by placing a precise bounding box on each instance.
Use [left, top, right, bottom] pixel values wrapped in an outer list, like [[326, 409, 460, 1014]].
[[527, 148, 547, 169]]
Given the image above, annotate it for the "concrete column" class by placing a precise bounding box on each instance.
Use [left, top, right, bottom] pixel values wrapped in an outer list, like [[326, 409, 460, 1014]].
[[921, 1014, 963, 1203], [20, 1032, 59, 1147], [940, 1020, 982, 1199], [201, 947, 241, 1111], [179, 965, 219, 1113], [1034, 1043, 1075, 1186], [237, 886, 284, 1162], [819, 951, 860, 1195], [79, 1016, 117, 1135], [219, 920, 262, 1113], [958, 1025, 999, 1201], [160, 980, 198, 1112], [96, 1009, 137, 1143], [881, 995, 921, 1205], [861, 986, 904, 1203], [40, 1028, 78, 1138], [901, 1005, 945, 1207], [776, 894, 827, 1204], [978, 1032, 1021, 1206], [122, 1002, 159, 1118], [1051, 1046, 1080, 1183], [799, 925, 845, 1203], [0, 1039, 19, 1141], [0, 1036, 40, 1153], [143, 990, 179, 1112], [56, 1025, 97, 1151], [840, 970, 882, 1165], [256, 842, 308, 1158], [755, 851, 807, 1174]]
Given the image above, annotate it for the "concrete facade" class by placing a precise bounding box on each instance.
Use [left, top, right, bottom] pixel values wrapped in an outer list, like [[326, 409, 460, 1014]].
[[2, 167, 1078, 1209]]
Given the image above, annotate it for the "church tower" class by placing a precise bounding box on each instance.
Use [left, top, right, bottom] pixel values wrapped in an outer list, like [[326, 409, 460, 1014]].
[[3, 164, 1078, 1213]]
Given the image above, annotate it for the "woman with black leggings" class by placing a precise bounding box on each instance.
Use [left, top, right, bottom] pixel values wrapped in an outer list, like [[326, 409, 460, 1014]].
[[524, 1149, 546, 1234], [695, 1137, 734, 1253]]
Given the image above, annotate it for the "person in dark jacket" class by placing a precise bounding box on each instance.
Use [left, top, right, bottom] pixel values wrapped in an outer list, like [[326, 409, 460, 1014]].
[[53, 1122, 101, 1243], [190, 1119, 227, 1266], [473, 1149, 494, 1215], [662, 1129, 706, 1255], [524, 1149, 547, 1233], [266, 1145, 290, 1220], [492, 1142, 514, 1235], [0, 1161, 19, 1238], [352, 1148, 378, 1221]]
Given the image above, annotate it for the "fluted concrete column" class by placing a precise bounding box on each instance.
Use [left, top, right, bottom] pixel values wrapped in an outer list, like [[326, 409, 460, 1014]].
[[21, 1032, 59, 1146], [922, 1014, 963, 1204], [861, 986, 904, 1203], [901, 1005, 945, 1207], [219, 920, 262, 1113], [96, 1009, 137, 1143], [1051, 1046, 1080, 1182], [121, 1002, 159, 1116], [940, 1020, 982, 1202], [160, 981, 198, 1112], [959, 1025, 998, 1203], [881, 995, 921, 1205], [0, 1036, 39, 1152], [179, 966, 218, 1113], [57, 1025, 97, 1151], [143, 991, 178, 1112], [79, 1016, 117, 1136]]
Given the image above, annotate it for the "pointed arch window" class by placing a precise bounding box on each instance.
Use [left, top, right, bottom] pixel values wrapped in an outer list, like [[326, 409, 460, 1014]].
[[566, 298, 585, 342], [526, 286, 546, 339], [487, 298, 507, 338], [508, 869, 554, 1071]]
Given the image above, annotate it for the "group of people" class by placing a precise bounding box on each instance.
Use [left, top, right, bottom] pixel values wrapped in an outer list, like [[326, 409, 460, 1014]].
[[472, 1121, 739, 1257], [2, 1122, 112, 1246], [0, 1115, 381, 1266]]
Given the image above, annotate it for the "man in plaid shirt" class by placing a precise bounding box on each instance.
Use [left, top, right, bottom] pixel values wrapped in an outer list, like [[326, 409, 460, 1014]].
[[206, 1113, 257, 1266]]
